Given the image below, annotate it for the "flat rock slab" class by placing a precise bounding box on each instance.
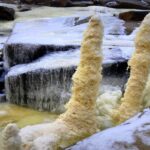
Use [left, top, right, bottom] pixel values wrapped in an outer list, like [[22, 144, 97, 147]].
[[4, 15, 135, 68], [68, 109, 150, 150]]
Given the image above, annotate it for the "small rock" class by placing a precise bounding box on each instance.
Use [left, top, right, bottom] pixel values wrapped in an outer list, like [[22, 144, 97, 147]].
[[70, 0, 94, 7], [106, 1, 118, 7], [0, 5, 15, 20], [18, 5, 31, 12]]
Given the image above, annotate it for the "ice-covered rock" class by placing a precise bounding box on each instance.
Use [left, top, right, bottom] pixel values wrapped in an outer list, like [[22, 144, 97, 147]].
[[5, 50, 77, 112], [5, 44, 134, 112], [68, 108, 150, 150], [4, 14, 136, 112], [4, 15, 134, 68]]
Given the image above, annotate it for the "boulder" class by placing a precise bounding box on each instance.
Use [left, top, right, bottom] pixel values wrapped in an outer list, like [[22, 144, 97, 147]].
[[68, 108, 150, 150], [115, 0, 150, 9], [0, 5, 15, 20], [105, 0, 150, 9], [119, 11, 150, 21]]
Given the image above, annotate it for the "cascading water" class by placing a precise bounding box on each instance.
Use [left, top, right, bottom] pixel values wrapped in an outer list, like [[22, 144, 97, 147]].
[[1, 8, 137, 127], [5, 49, 79, 112]]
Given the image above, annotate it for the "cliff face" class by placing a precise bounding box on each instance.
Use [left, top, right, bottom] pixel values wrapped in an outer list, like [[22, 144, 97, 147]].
[[2, 15, 103, 150], [113, 13, 150, 124]]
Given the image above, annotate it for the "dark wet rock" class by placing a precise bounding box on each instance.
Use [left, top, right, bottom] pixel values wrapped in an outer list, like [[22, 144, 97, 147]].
[[0, 5, 15, 20], [20, 0, 72, 6], [103, 61, 128, 77], [70, 0, 94, 7], [105, 0, 150, 9], [115, 0, 150, 9], [93, 0, 102, 5], [119, 11, 150, 21], [105, 1, 118, 8], [18, 5, 31, 12], [0, 0, 18, 4], [50, 0, 72, 7], [0, 76, 5, 92], [0, 93, 6, 102], [145, 0, 150, 4], [68, 109, 150, 150], [0, 67, 4, 76], [73, 16, 91, 26], [0, 65, 5, 94], [94, 0, 116, 5]]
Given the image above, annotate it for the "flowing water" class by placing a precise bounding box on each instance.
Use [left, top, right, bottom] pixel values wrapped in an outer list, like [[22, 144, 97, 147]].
[[0, 103, 58, 128], [0, 103, 58, 148]]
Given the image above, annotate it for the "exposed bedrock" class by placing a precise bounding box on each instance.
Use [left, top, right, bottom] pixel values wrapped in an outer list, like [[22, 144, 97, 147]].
[[68, 108, 150, 150]]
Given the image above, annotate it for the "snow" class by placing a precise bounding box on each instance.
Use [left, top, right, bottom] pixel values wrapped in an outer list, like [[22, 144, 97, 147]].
[[7, 14, 126, 46], [69, 109, 150, 150]]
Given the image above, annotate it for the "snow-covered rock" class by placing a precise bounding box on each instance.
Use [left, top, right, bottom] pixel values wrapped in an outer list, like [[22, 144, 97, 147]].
[[68, 108, 150, 150], [5, 51, 77, 112], [4, 15, 135, 68]]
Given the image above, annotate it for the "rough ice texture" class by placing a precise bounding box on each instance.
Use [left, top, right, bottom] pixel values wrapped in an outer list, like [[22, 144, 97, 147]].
[[2, 15, 104, 150], [4, 14, 134, 68], [112, 13, 150, 123], [68, 108, 150, 150], [5, 46, 132, 112], [5, 65, 75, 113]]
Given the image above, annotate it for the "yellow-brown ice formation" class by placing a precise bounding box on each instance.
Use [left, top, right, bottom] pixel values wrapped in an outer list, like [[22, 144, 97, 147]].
[[2, 16, 103, 150], [112, 13, 150, 124]]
